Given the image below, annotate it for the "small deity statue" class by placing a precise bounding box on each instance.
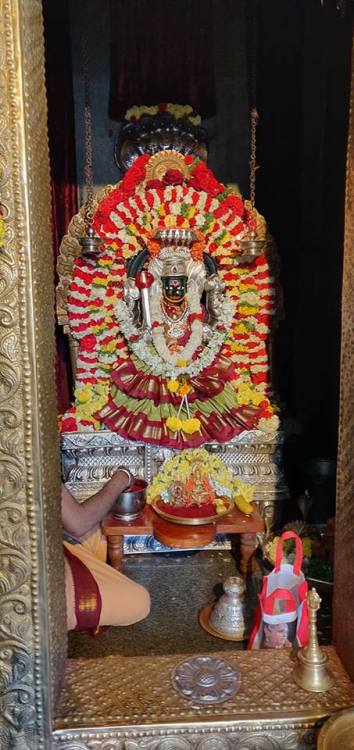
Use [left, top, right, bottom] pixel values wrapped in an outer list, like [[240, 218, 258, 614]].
[[184, 461, 216, 507], [167, 481, 186, 507]]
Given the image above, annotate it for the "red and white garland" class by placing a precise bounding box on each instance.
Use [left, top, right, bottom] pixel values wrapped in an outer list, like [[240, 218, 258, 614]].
[[62, 153, 276, 431]]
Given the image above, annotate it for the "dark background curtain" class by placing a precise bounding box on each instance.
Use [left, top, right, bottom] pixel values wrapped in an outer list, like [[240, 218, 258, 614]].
[[43, 0, 78, 414], [255, 0, 353, 519], [108, 0, 216, 120]]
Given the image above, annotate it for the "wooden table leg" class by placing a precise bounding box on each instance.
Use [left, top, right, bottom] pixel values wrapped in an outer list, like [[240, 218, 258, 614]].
[[107, 534, 124, 571], [240, 532, 257, 577]]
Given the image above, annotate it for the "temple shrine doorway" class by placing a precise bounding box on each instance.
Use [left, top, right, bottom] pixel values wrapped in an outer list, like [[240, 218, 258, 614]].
[[0, 1, 353, 749]]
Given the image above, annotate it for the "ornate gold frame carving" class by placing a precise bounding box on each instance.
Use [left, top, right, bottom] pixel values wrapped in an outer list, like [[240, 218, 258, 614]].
[[0, 2, 353, 748], [0, 1, 66, 747], [333, 33, 354, 679]]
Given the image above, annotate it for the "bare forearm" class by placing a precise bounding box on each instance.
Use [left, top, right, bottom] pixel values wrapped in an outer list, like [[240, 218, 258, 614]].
[[62, 470, 130, 538]]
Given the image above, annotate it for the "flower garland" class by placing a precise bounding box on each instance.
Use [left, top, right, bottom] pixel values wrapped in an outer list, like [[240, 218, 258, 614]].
[[150, 288, 203, 366], [92, 156, 249, 264], [114, 293, 235, 379], [125, 102, 201, 126], [63, 150, 276, 431]]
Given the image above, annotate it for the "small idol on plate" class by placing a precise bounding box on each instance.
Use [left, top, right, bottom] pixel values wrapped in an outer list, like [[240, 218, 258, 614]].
[[147, 448, 254, 524]]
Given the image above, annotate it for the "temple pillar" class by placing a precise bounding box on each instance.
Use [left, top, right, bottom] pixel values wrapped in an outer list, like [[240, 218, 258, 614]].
[[0, 1, 65, 747], [333, 39, 354, 680]]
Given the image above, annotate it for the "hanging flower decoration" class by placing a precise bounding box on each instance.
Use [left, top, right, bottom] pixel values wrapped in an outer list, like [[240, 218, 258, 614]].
[[64, 149, 276, 431], [125, 103, 201, 126]]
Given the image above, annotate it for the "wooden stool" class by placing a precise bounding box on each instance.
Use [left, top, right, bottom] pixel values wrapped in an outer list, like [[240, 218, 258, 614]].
[[102, 505, 264, 576]]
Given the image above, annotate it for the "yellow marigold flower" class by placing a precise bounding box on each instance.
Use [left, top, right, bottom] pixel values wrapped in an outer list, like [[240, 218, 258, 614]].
[[238, 305, 258, 315], [93, 276, 108, 287], [302, 537, 312, 558], [181, 418, 201, 435], [95, 381, 109, 397], [237, 483, 254, 504], [176, 359, 187, 367], [102, 340, 116, 353], [75, 385, 92, 404], [128, 223, 139, 236], [158, 206, 166, 216], [166, 416, 183, 432], [165, 215, 177, 228], [167, 379, 180, 394], [239, 283, 257, 292], [235, 323, 249, 334], [250, 391, 265, 406], [219, 233, 231, 246], [236, 384, 252, 405]]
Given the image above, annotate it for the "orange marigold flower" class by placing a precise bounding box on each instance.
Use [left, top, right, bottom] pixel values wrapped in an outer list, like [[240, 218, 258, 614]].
[[178, 383, 191, 397]]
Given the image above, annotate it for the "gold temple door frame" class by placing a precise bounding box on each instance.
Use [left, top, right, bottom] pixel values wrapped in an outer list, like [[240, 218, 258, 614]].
[[0, 2, 354, 749], [0, 1, 66, 748]]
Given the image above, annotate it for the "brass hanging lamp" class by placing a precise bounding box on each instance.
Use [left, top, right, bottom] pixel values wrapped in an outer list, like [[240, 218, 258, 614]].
[[78, 7, 102, 257]]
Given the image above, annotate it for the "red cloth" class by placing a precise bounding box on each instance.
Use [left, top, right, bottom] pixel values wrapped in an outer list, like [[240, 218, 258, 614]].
[[43, 0, 78, 413], [64, 545, 102, 630]]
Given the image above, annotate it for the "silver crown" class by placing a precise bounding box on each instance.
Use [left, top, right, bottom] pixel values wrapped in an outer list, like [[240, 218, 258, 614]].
[[155, 229, 197, 248]]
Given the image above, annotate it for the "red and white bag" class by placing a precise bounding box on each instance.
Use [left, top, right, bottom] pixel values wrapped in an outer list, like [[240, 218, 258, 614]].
[[248, 531, 309, 650]]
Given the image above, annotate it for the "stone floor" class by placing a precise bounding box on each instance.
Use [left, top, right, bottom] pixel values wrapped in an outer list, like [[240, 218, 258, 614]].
[[68, 548, 333, 659]]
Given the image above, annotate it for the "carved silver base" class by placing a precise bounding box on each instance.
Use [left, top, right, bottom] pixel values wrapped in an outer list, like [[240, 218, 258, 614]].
[[61, 429, 289, 531]]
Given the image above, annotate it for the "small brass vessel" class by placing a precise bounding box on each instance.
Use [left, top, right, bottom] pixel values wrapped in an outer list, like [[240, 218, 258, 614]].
[[318, 708, 354, 749]]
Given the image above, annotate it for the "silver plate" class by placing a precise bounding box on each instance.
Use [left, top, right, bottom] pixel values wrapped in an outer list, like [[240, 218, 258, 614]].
[[171, 655, 241, 704]]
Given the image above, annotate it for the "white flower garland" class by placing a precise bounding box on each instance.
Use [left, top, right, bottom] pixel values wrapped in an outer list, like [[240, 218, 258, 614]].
[[115, 291, 235, 379], [150, 288, 203, 366]]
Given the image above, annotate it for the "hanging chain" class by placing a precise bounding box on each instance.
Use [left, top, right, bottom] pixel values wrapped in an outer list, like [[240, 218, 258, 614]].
[[248, 0, 259, 208], [249, 108, 258, 209], [81, 3, 94, 227]]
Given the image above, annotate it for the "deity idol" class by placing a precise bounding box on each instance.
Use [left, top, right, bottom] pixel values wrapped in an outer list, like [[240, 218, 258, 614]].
[[94, 227, 269, 448], [60, 124, 278, 450]]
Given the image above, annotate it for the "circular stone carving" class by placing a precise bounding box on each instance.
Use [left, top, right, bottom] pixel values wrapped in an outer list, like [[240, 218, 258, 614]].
[[171, 655, 241, 704], [196, 737, 231, 750], [235, 736, 283, 750]]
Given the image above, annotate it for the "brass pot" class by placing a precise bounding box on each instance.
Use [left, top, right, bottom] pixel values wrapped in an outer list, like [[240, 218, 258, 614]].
[[112, 479, 147, 521]]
